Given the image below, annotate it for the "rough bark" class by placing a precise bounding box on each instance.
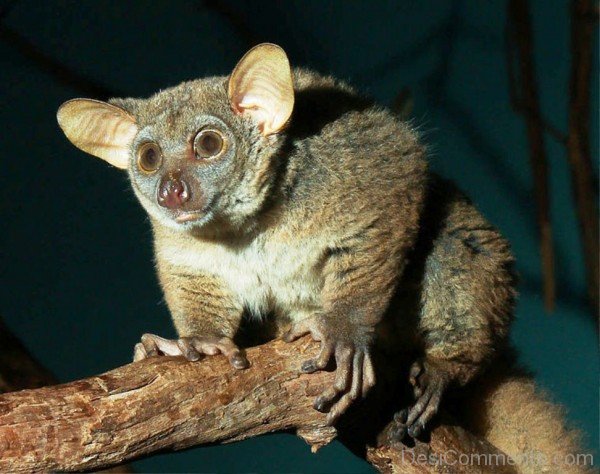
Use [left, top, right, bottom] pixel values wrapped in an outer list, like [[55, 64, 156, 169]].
[[0, 318, 132, 473], [366, 427, 516, 474], [0, 336, 512, 473]]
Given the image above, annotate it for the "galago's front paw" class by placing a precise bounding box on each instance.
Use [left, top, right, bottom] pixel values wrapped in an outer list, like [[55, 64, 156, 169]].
[[389, 359, 449, 440], [133, 333, 249, 369], [282, 316, 376, 424]]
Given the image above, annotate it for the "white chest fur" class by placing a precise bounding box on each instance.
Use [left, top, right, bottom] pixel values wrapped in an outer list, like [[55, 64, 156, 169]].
[[157, 234, 325, 319]]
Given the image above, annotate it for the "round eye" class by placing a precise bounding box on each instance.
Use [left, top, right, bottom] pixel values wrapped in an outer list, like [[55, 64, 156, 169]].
[[137, 143, 162, 172], [194, 130, 225, 159]]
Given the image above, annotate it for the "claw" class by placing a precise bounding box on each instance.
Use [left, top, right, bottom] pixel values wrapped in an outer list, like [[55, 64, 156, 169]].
[[177, 338, 201, 361], [229, 352, 250, 369], [313, 396, 331, 412], [405, 384, 434, 427], [409, 360, 423, 385], [394, 408, 408, 424], [301, 340, 334, 373], [389, 423, 407, 441], [407, 421, 424, 438], [301, 359, 319, 373]]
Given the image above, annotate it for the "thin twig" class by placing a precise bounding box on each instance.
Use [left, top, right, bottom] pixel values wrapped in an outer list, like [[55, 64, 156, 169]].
[[391, 87, 413, 120], [567, 0, 599, 317], [506, 0, 556, 312], [505, 28, 568, 145]]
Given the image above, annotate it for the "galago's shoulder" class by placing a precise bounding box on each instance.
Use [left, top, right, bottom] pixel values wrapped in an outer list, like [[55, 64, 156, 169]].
[[282, 71, 427, 229], [288, 67, 426, 175]]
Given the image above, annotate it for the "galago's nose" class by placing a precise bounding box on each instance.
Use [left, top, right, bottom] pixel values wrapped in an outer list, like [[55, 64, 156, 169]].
[[157, 174, 190, 209]]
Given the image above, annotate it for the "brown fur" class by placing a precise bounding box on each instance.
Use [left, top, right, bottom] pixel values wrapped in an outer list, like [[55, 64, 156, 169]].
[[57, 44, 586, 472], [461, 360, 591, 473], [392, 175, 516, 383]]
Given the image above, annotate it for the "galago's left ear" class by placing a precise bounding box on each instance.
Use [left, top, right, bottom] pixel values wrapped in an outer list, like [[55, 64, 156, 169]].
[[228, 43, 294, 136], [57, 98, 138, 169]]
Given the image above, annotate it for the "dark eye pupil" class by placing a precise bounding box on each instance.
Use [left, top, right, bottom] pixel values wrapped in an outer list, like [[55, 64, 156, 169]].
[[143, 148, 157, 167], [195, 131, 223, 158], [201, 134, 219, 154]]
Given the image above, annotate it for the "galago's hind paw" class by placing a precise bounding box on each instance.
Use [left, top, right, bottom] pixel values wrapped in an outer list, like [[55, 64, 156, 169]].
[[389, 359, 449, 440]]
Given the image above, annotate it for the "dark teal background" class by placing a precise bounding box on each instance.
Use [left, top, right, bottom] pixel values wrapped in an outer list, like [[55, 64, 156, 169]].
[[0, 1, 598, 472]]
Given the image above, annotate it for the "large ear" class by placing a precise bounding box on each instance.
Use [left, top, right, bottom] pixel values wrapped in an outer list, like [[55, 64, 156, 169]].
[[57, 99, 138, 169], [228, 43, 294, 136]]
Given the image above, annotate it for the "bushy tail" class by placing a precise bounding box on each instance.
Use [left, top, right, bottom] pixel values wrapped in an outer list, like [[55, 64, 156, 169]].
[[461, 361, 594, 474]]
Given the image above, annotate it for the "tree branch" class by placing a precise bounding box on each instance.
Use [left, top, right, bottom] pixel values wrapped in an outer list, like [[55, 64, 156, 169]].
[[0, 337, 512, 473], [506, 0, 556, 312], [0, 318, 133, 473], [567, 0, 599, 318]]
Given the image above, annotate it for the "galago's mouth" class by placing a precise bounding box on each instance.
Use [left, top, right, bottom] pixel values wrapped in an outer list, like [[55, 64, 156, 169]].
[[174, 210, 204, 223], [169, 193, 218, 225]]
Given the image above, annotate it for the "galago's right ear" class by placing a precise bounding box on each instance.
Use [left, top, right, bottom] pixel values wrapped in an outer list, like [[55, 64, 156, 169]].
[[57, 99, 138, 169]]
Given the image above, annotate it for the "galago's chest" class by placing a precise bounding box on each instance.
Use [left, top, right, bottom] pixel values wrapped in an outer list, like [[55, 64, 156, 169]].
[[159, 236, 326, 319]]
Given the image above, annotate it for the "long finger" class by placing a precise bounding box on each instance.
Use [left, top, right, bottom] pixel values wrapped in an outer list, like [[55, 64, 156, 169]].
[[333, 345, 354, 391], [141, 333, 182, 356], [133, 343, 147, 362], [326, 393, 354, 425], [140, 334, 160, 357], [217, 338, 249, 369], [350, 351, 364, 400], [412, 385, 443, 436], [301, 340, 334, 373], [191, 338, 221, 355], [282, 320, 310, 343], [405, 385, 434, 428], [313, 346, 353, 410], [177, 339, 201, 361], [361, 353, 376, 398]]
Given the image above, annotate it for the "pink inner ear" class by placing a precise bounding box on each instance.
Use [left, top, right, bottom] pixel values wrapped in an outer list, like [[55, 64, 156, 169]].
[[234, 87, 292, 135], [57, 99, 137, 169], [228, 44, 294, 136], [236, 93, 278, 133]]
